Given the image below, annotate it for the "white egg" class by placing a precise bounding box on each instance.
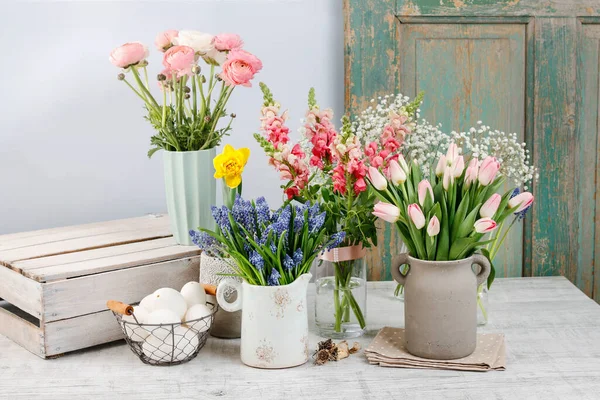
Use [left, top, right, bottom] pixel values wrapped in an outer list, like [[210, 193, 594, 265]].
[[122, 306, 150, 342], [139, 294, 157, 311], [141, 326, 199, 362], [151, 288, 188, 320], [184, 304, 213, 333], [180, 281, 207, 308], [144, 309, 181, 339]]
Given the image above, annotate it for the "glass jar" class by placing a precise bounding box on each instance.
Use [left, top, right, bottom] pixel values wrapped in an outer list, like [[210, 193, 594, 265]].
[[477, 284, 489, 326], [314, 246, 367, 339]]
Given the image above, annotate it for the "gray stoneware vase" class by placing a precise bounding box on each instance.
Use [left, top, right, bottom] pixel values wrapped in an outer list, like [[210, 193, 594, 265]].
[[392, 253, 490, 360]]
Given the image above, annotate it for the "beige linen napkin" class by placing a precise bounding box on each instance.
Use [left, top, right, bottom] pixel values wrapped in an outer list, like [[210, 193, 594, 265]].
[[365, 327, 505, 372]]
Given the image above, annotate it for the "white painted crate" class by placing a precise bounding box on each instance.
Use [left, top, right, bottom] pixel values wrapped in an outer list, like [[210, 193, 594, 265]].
[[0, 214, 201, 358]]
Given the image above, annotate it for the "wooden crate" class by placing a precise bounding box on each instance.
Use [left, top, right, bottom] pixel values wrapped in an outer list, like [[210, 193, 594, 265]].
[[0, 214, 201, 358]]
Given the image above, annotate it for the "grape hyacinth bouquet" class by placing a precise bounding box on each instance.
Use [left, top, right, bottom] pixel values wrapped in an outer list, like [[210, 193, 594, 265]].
[[109, 30, 262, 157], [190, 196, 345, 286]]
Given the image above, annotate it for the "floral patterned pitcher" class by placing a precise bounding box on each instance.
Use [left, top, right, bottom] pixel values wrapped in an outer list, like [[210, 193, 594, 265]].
[[216, 273, 312, 368]]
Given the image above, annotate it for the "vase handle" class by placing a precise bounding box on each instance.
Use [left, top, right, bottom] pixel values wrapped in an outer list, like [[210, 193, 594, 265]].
[[472, 254, 491, 287], [391, 253, 410, 286], [216, 279, 243, 312]]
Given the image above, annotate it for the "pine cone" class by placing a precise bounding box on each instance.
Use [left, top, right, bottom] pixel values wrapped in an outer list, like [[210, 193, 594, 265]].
[[314, 349, 330, 365]]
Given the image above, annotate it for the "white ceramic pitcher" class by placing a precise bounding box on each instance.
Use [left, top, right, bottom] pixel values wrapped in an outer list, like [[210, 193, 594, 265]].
[[216, 273, 312, 369]]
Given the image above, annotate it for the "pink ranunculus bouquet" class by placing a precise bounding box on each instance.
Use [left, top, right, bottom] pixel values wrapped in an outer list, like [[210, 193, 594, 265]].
[[109, 30, 262, 156]]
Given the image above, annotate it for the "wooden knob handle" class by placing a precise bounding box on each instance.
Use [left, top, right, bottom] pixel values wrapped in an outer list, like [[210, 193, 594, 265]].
[[202, 283, 217, 296], [106, 300, 134, 316]]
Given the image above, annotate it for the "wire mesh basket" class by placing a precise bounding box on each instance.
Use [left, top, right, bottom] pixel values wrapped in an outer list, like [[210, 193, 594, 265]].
[[107, 299, 217, 366]]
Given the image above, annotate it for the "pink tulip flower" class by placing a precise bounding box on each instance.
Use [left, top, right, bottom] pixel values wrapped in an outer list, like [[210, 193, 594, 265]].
[[478, 156, 500, 186], [435, 155, 447, 177], [368, 166, 387, 190], [398, 154, 409, 173], [443, 166, 454, 190], [373, 202, 400, 223], [480, 193, 501, 218], [446, 143, 459, 165], [508, 192, 534, 213], [408, 204, 426, 229], [464, 157, 479, 187], [452, 155, 465, 178], [474, 217, 498, 233], [109, 42, 149, 68], [426, 216, 440, 237], [417, 179, 434, 206], [389, 160, 407, 185]]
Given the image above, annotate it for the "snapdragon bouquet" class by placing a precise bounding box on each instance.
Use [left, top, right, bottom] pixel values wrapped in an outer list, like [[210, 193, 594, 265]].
[[110, 30, 262, 156], [191, 197, 345, 286], [254, 84, 422, 336]]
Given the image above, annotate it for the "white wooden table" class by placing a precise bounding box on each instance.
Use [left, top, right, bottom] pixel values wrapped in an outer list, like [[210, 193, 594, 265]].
[[1, 277, 599, 399]]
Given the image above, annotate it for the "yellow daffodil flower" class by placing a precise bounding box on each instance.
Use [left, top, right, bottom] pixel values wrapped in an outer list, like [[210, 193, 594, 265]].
[[213, 144, 250, 188]]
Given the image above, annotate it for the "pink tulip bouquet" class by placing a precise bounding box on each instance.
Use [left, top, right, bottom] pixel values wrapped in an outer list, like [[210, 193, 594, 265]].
[[110, 30, 262, 157], [368, 143, 534, 289]]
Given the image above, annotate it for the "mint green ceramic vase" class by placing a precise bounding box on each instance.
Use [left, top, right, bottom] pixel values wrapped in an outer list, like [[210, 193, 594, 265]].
[[163, 148, 216, 245]]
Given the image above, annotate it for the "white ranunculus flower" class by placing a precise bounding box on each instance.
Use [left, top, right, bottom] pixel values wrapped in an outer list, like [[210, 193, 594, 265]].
[[173, 30, 215, 55]]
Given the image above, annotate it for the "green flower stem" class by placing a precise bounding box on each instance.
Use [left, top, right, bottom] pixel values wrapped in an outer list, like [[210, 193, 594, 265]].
[[131, 67, 159, 110], [121, 78, 147, 104], [161, 86, 167, 128], [143, 66, 149, 89], [196, 75, 206, 116], [332, 261, 366, 333], [192, 74, 197, 120], [490, 216, 517, 260], [477, 285, 488, 322], [205, 65, 216, 108]]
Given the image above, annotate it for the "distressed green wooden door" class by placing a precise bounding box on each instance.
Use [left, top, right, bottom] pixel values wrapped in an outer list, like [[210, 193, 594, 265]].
[[345, 0, 600, 301]]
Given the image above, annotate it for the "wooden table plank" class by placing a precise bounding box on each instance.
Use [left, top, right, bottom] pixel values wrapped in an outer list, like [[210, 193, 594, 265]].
[[0, 277, 599, 400]]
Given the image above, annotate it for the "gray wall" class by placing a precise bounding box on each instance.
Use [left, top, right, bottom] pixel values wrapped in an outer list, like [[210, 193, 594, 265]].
[[0, 0, 344, 234]]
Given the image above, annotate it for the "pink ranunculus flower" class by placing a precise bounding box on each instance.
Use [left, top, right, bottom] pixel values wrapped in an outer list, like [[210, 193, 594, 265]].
[[162, 45, 196, 77], [480, 193, 502, 218], [408, 204, 426, 229], [478, 156, 501, 186], [426, 216, 440, 237], [109, 42, 149, 68], [220, 49, 263, 87], [373, 202, 401, 223], [474, 217, 498, 233], [155, 30, 178, 52], [417, 179, 434, 207], [213, 33, 244, 51], [508, 192, 534, 213]]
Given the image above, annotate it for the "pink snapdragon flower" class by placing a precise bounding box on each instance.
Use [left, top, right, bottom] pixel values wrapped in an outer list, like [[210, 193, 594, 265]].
[[214, 33, 244, 51], [162, 45, 196, 77], [220, 49, 263, 87], [155, 30, 178, 52], [109, 42, 149, 68]]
